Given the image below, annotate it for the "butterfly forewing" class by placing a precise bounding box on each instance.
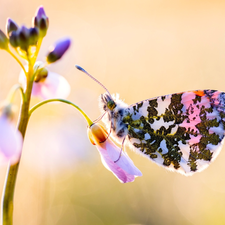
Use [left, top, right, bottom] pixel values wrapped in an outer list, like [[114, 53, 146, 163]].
[[123, 90, 225, 175]]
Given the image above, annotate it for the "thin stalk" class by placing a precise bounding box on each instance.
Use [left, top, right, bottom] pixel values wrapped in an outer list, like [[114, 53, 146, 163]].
[[1, 64, 34, 225], [29, 99, 93, 127], [32, 38, 43, 63], [6, 84, 25, 103]]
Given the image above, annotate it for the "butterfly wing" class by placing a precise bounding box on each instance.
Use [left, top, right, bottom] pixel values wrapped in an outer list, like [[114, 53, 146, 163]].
[[123, 90, 225, 175]]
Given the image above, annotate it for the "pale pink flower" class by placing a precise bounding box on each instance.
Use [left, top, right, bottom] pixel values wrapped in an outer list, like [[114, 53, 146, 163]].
[[0, 113, 22, 164], [19, 67, 70, 100], [88, 124, 142, 183]]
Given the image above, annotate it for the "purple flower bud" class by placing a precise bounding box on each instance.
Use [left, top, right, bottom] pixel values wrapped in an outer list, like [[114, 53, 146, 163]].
[[46, 38, 71, 63], [9, 31, 18, 48], [29, 27, 39, 46], [17, 26, 29, 51], [6, 18, 19, 36], [36, 6, 47, 20], [33, 6, 49, 38], [0, 30, 9, 50]]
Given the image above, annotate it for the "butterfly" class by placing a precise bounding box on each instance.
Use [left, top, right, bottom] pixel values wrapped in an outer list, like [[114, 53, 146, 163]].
[[76, 66, 225, 175]]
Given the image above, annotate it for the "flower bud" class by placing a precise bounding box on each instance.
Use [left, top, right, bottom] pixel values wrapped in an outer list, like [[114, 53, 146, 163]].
[[32, 6, 49, 38], [6, 18, 18, 36], [36, 6, 47, 21], [0, 30, 9, 50], [34, 67, 48, 82], [9, 31, 18, 48], [88, 124, 108, 145], [28, 27, 39, 46], [17, 26, 29, 51], [46, 38, 71, 63]]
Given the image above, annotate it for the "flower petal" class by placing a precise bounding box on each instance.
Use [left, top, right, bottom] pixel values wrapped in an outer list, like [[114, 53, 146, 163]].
[[104, 140, 142, 176], [33, 71, 70, 99], [19, 69, 70, 100], [97, 145, 135, 183], [0, 115, 22, 164]]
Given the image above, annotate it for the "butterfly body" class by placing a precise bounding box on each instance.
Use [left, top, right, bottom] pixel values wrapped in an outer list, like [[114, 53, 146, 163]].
[[100, 90, 225, 175]]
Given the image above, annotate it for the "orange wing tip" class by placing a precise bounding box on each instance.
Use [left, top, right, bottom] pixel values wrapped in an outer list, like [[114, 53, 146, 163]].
[[193, 90, 205, 97]]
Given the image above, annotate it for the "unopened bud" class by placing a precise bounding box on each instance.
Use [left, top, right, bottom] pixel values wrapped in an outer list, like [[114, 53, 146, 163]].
[[34, 67, 48, 82], [88, 124, 108, 145], [46, 38, 71, 63], [6, 18, 18, 36], [36, 6, 47, 20], [9, 31, 18, 48], [33, 6, 49, 38], [29, 27, 39, 46], [0, 30, 9, 50], [17, 26, 29, 51]]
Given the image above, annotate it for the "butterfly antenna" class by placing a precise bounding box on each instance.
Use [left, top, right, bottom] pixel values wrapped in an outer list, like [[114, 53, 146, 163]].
[[75, 65, 112, 98]]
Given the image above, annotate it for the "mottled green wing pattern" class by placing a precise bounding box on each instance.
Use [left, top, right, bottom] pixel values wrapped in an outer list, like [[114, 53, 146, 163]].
[[123, 90, 225, 175]]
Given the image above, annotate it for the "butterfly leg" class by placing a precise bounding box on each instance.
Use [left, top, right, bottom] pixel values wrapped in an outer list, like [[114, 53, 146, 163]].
[[93, 112, 106, 123], [99, 127, 111, 143], [114, 137, 126, 163]]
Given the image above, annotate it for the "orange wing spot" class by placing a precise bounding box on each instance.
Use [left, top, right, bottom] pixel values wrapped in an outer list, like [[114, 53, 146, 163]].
[[193, 90, 205, 97]]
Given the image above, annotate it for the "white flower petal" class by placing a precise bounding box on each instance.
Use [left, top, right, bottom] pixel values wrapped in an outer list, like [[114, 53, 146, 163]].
[[19, 67, 70, 100], [105, 140, 142, 176], [0, 115, 22, 164]]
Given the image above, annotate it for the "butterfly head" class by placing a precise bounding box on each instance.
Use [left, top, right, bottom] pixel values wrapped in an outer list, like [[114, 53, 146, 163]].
[[101, 93, 117, 111]]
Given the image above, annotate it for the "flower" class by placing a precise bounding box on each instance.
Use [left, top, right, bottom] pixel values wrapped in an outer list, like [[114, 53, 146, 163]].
[[0, 105, 22, 164], [88, 123, 142, 183], [46, 38, 71, 63], [19, 65, 71, 100]]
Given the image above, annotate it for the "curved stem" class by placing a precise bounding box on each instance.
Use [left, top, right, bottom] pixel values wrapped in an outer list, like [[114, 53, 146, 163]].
[[8, 50, 27, 75], [29, 99, 93, 126], [7, 84, 25, 103]]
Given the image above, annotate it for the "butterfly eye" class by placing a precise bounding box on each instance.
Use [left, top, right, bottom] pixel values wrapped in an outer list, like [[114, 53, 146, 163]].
[[107, 100, 116, 110]]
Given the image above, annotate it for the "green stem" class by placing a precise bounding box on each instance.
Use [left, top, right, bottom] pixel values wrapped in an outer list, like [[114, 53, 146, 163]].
[[32, 38, 43, 63], [7, 84, 25, 103], [1, 64, 34, 225], [29, 99, 93, 127]]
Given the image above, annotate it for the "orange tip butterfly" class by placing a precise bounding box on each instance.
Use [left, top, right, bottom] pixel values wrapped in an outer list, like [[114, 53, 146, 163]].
[[76, 65, 225, 175]]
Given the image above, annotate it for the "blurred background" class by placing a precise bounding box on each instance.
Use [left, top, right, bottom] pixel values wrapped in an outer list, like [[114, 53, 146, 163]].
[[1, 0, 225, 224]]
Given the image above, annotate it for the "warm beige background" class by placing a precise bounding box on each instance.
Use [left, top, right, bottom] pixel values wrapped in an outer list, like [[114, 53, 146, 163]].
[[1, 1, 225, 224]]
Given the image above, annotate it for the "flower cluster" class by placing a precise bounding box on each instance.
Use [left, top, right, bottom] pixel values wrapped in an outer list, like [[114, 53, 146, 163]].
[[0, 6, 71, 165], [0, 6, 71, 100], [0, 6, 141, 184]]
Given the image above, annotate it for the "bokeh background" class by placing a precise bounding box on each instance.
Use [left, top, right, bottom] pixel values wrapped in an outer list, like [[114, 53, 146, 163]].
[[1, 0, 225, 224]]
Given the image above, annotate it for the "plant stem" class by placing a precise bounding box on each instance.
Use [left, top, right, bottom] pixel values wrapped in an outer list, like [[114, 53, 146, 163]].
[[1, 65, 34, 225], [7, 84, 25, 103], [29, 99, 93, 127]]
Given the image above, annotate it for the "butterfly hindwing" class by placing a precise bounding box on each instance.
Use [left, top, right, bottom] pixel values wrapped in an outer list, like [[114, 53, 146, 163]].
[[123, 90, 225, 175]]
